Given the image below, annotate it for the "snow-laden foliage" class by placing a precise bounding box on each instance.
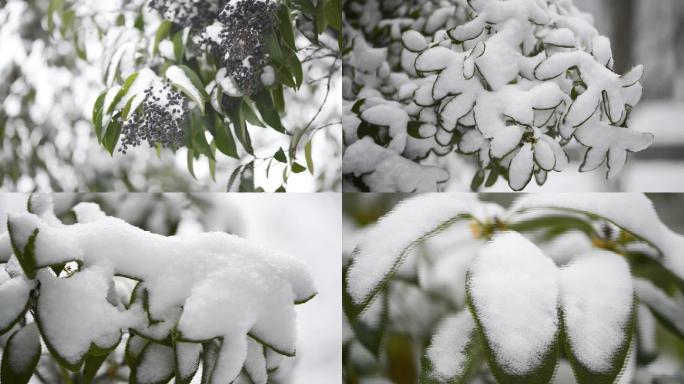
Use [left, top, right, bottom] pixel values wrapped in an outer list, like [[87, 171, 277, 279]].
[[342, 0, 652, 191], [44, 0, 341, 191], [0, 194, 316, 384], [344, 194, 684, 383]]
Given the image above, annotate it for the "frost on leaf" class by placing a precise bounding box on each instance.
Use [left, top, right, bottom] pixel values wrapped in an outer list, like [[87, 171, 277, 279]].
[[0, 195, 315, 383], [343, 0, 651, 191], [559, 251, 635, 383], [467, 232, 559, 383]]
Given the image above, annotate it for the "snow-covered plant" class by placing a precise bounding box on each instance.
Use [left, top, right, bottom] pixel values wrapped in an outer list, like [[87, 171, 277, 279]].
[[45, 0, 341, 191], [342, 0, 653, 192], [343, 194, 684, 383], [0, 195, 316, 384]]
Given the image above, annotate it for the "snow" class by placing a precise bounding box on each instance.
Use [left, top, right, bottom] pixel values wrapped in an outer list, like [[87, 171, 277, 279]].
[[0, 276, 34, 331], [244, 338, 268, 384], [0, 233, 12, 263], [260, 65, 275, 87], [217, 68, 243, 97], [359, 104, 409, 153], [511, 194, 684, 281], [401, 30, 427, 52], [1, 196, 317, 381], [5, 322, 40, 374], [166, 65, 203, 107], [559, 250, 633, 372], [37, 266, 138, 365], [342, 137, 449, 192], [135, 343, 174, 383], [467, 232, 559, 375], [347, 195, 488, 306], [425, 311, 476, 381], [508, 143, 534, 191], [634, 278, 684, 337]]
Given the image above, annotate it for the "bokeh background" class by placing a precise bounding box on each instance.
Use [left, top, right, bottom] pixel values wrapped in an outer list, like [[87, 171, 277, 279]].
[[0, 193, 341, 383]]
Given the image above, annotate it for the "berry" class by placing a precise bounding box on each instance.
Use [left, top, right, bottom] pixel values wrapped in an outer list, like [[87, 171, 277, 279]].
[[119, 82, 189, 154]]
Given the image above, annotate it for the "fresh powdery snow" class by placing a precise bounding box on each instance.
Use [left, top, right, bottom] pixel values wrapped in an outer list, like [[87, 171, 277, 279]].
[[0, 275, 34, 331], [0, 195, 316, 383], [425, 311, 476, 381], [468, 232, 559, 374], [347, 194, 502, 307], [344, 0, 651, 191], [135, 343, 175, 383], [559, 251, 634, 373]]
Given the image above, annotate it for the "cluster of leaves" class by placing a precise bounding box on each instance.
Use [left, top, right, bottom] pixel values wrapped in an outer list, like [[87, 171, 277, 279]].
[[342, 0, 652, 192], [343, 194, 684, 383], [48, 0, 341, 191], [0, 194, 313, 384]]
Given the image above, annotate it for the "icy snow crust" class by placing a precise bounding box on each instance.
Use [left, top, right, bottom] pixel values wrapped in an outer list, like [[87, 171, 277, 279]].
[[343, 0, 652, 191], [0, 196, 316, 384]]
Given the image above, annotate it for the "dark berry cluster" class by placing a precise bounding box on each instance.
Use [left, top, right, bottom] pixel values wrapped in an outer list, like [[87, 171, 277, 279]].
[[119, 83, 189, 154], [208, 0, 279, 95], [147, 0, 220, 29]]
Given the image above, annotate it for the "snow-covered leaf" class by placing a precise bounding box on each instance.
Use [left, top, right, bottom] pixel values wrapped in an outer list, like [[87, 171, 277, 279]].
[[0, 275, 35, 335], [508, 143, 534, 191], [0, 323, 41, 384], [166, 65, 207, 114], [634, 278, 684, 340], [346, 195, 490, 317], [422, 311, 479, 384], [131, 342, 175, 384], [466, 232, 560, 384], [560, 251, 635, 384], [175, 342, 202, 384], [402, 30, 428, 53]]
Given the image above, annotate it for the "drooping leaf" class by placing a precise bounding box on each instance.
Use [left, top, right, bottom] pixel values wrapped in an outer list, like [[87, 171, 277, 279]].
[[1, 323, 41, 384]]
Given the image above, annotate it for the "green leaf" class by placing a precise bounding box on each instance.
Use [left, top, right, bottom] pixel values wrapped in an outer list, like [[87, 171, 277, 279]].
[[240, 100, 265, 127], [7, 219, 38, 279], [110, 72, 139, 114], [1, 323, 41, 384], [83, 352, 110, 384], [276, 5, 296, 50], [239, 161, 256, 192], [305, 140, 314, 174], [173, 30, 185, 63], [252, 90, 285, 133], [324, 0, 342, 31], [470, 168, 485, 191], [291, 162, 306, 173], [214, 116, 239, 158], [154, 20, 173, 55], [635, 279, 684, 339], [92, 90, 107, 141], [226, 165, 243, 192], [284, 49, 303, 88], [314, 0, 328, 34], [187, 149, 197, 180], [166, 65, 208, 115], [274, 148, 287, 163], [226, 100, 253, 154], [102, 114, 122, 155]]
